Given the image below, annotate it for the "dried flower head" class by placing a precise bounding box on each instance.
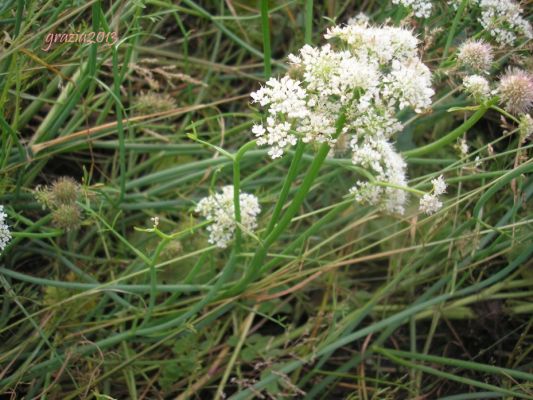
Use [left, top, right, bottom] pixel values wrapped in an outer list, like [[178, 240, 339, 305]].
[[51, 176, 80, 206], [463, 75, 491, 100], [134, 92, 177, 114], [457, 40, 493, 72], [195, 186, 261, 248], [52, 203, 81, 231], [0, 205, 11, 255], [497, 68, 533, 114]]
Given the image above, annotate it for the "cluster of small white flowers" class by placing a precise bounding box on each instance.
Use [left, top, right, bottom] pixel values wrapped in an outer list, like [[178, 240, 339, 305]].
[[195, 186, 260, 249], [457, 40, 493, 72], [478, 0, 532, 45], [251, 20, 434, 215], [448, 0, 531, 45], [0, 205, 11, 255], [419, 175, 447, 215], [350, 138, 408, 214], [392, 0, 433, 18], [463, 75, 491, 99]]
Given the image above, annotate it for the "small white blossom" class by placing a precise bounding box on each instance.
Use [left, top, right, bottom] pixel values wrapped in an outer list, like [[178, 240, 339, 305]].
[[195, 186, 260, 249], [457, 40, 493, 72], [0, 205, 11, 255], [419, 193, 443, 215], [392, 0, 433, 18], [431, 175, 447, 195], [463, 75, 491, 99], [382, 59, 434, 112], [350, 137, 408, 215]]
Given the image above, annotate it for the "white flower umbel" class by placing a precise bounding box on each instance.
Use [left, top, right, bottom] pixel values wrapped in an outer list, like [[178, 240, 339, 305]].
[[349, 137, 408, 215], [419, 175, 447, 215], [392, 0, 433, 18], [478, 0, 532, 45], [0, 205, 12, 255], [450, 0, 532, 46], [195, 186, 260, 249], [251, 20, 434, 216], [463, 75, 491, 100]]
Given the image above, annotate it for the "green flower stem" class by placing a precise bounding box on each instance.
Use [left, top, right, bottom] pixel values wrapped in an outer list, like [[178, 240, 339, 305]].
[[403, 99, 496, 158], [266, 140, 306, 234], [227, 113, 346, 296], [139, 237, 170, 328], [232, 140, 258, 252], [440, 0, 468, 66], [259, 200, 352, 274], [304, 0, 313, 44], [260, 0, 271, 79], [490, 105, 521, 124]]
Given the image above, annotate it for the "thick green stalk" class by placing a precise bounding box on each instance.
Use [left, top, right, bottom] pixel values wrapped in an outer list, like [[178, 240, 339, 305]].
[[265, 141, 306, 234], [403, 101, 495, 158], [227, 114, 346, 295]]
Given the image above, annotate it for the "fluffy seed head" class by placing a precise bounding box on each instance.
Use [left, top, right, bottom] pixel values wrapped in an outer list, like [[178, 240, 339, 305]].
[[50, 177, 80, 206], [52, 204, 82, 231], [0, 205, 11, 255], [134, 92, 177, 114], [457, 40, 493, 72], [497, 68, 533, 114]]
